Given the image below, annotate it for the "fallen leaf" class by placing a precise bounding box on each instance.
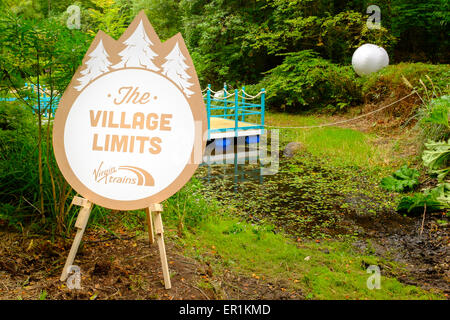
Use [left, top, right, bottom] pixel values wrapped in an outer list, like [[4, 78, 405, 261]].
[[26, 240, 34, 251]]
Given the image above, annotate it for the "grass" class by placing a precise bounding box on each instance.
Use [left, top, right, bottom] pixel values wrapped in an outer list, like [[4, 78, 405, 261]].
[[265, 111, 387, 168], [178, 216, 443, 300]]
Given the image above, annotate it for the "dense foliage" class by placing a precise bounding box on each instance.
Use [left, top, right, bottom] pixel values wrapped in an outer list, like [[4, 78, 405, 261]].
[[251, 50, 362, 111], [0, 13, 89, 230], [1, 1, 448, 103], [381, 96, 450, 215]]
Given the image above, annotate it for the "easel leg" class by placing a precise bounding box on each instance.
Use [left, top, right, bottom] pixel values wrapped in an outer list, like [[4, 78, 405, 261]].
[[60, 197, 92, 282], [60, 228, 86, 282], [151, 207, 171, 289], [145, 207, 155, 245]]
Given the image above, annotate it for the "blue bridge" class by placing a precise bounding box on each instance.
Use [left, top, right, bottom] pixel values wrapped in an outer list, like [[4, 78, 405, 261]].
[[203, 84, 265, 144]]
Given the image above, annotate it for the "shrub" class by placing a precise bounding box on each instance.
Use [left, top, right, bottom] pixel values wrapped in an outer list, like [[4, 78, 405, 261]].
[[0, 101, 74, 231], [422, 140, 450, 183], [418, 95, 450, 142], [255, 50, 362, 112], [0, 102, 39, 208], [0, 102, 39, 229], [397, 185, 449, 215], [363, 63, 450, 104], [390, 138, 449, 216]]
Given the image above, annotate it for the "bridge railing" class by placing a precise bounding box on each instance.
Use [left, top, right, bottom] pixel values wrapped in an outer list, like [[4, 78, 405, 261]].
[[203, 84, 265, 139], [0, 83, 60, 117]]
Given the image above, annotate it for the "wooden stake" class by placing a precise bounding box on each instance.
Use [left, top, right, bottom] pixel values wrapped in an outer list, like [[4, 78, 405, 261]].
[[420, 204, 427, 236], [145, 207, 155, 244], [60, 196, 92, 282], [149, 204, 171, 289]]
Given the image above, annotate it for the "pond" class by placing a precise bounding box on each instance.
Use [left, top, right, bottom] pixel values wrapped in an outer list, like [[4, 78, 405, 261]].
[[197, 139, 360, 239]]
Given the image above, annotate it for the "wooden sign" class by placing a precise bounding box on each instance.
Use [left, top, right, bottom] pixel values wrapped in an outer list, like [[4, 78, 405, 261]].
[[53, 11, 207, 289], [53, 11, 206, 211]]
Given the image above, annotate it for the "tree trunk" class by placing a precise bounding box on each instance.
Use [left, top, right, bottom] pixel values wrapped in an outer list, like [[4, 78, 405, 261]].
[[37, 52, 45, 222]]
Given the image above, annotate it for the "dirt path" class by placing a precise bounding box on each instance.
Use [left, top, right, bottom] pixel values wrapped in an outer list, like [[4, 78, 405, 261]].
[[0, 228, 301, 300]]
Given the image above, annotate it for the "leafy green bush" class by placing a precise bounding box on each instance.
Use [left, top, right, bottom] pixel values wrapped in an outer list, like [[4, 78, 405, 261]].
[[422, 96, 450, 128], [256, 50, 362, 112], [0, 102, 39, 207], [435, 183, 450, 205], [391, 138, 449, 216], [380, 165, 420, 192], [422, 140, 450, 183], [419, 95, 450, 142], [397, 184, 449, 215], [0, 101, 75, 231], [0, 12, 89, 231]]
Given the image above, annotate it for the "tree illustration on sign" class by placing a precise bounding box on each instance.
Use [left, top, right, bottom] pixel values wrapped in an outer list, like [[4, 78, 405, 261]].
[[113, 20, 159, 71], [75, 39, 112, 91], [161, 42, 194, 97]]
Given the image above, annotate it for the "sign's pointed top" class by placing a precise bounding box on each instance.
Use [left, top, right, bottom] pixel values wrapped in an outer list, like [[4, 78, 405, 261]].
[[117, 10, 161, 47]]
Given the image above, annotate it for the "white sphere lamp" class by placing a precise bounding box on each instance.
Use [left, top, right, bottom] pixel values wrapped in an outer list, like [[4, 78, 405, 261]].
[[352, 44, 389, 76]]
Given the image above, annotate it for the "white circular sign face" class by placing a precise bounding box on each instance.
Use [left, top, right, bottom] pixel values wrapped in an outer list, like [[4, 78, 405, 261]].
[[63, 69, 194, 202], [54, 65, 206, 210]]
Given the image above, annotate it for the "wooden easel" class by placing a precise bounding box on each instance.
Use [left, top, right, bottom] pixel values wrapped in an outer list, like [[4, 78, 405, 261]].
[[60, 196, 172, 289]]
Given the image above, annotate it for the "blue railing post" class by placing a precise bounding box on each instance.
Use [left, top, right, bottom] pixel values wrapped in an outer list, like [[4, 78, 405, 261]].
[[241, 86, 245, 122], [223, 83, 227, 117], [261, 88, 265, 128], [31, 84, 36, 114], [42, 90, 47, 117], [207, 84, 211, 140], [234, 89, 239, 137]]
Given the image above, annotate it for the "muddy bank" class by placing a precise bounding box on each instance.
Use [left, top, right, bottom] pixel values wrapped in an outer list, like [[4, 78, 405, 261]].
[[350, 211, 449, 294]]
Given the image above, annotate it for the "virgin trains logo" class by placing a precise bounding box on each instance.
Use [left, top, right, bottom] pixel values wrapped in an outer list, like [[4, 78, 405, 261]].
[[93, 161, 154, 186]]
